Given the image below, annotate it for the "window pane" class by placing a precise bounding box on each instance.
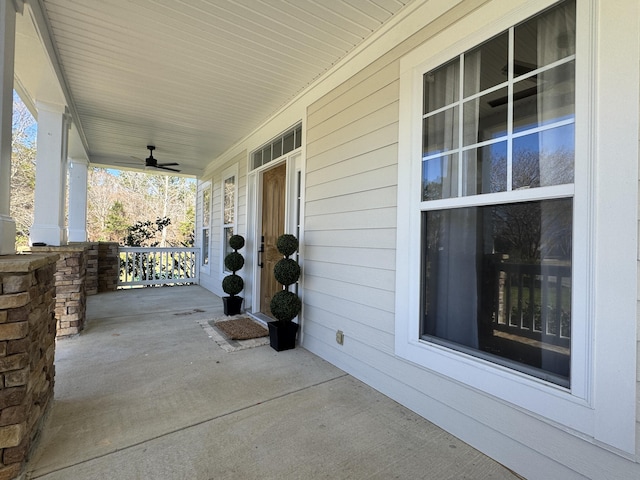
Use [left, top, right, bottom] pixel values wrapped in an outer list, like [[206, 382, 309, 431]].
[[252, 151, 262, 170], [463, 32, 508, 97], [423, 58, 459, 114], [202, 189, 210, 228], [462, 141, 507, 195], [423, 153, 458, 200], [295, 125, 302, 149], [512, 124, 574, 189], [421, 198, 572, 386], [283, 131, 295, 153], [262, 146, 272, 163], [514, 0, 576, 76], [513, 61, 575, 133], [273, 138, 283, 159], [463, 87, 508, 146], [224, 227, 234, 264], [202, 229, 209, 266], [423, 107, 458, 157], [224, 176, 235, 225]]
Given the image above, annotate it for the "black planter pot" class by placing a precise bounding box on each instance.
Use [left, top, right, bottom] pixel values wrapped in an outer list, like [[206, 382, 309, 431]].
[[267, 321, 299, 351], [223, 296, 243, 316]]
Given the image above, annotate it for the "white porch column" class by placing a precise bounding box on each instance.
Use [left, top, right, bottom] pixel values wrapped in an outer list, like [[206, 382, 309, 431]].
[[67, 157, 89, 242], [30, 101, 70, 246], [0, 1, 17, 254]]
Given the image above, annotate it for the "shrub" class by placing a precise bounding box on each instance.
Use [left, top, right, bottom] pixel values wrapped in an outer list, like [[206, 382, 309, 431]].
[[273, 258, 300, 286], [270, 290, 302, 323], [222, 274, 244, 296]]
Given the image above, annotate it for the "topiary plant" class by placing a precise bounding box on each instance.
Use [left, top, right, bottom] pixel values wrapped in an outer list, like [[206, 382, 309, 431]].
[[268, 234, 302, 351], [270, 234, 301, 323], [222, 234, 245, 315]]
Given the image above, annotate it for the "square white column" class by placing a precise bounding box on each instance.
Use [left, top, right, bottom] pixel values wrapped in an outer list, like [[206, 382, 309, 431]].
[[0, 1, 17, 254], [30, 101, 70, 247], [68, 157, 89, 242]]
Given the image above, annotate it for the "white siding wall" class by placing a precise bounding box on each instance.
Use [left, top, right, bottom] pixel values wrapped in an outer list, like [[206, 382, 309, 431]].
[[302, 1, 640, 478], [198, 151, 247, 296]]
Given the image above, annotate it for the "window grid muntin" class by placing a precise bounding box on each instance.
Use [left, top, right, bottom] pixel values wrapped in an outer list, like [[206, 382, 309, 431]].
[[422, 49, 576, 200], [251, 124, 302, 171]]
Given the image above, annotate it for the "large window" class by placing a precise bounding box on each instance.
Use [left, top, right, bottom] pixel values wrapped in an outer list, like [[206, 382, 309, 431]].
[[397, 0, 637, 454], [222, 169, 237, 270], [201, 184, 211, 268], [420, 1, 575, 386]]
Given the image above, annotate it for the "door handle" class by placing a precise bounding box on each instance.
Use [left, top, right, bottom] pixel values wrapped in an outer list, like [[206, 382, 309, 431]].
[[257, 235, 265, 268]]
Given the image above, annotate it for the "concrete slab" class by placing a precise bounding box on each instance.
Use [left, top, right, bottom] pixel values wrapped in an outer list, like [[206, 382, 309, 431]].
[[25, 286, 519, 480]]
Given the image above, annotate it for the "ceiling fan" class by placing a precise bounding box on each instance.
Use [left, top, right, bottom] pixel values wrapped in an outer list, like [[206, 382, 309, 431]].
[[134, 146, 181, 172]]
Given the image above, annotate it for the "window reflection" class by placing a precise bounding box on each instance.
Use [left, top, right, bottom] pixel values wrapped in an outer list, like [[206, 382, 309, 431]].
[[422, 153, 458, 200], [463, 32, 508, 97], [513, 124, 574, 189], [422, 198, 572, 386], [514, 1, 576, 74], [462, 141, 507, 195], [424, 58, 459, 114], [423, 107, 459, 157]]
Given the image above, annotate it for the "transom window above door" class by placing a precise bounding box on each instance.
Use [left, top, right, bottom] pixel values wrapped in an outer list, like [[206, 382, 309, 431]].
[[251, 124, 302, 171]]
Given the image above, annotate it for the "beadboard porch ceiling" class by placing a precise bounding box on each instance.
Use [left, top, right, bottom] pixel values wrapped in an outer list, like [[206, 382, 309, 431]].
[[14, 0, 412, 177]]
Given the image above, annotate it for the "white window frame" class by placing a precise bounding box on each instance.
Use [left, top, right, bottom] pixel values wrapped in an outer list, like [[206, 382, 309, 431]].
[[200, 182, 211, 273], [221, 165, 238, 274], [395, 0, 637, 454]]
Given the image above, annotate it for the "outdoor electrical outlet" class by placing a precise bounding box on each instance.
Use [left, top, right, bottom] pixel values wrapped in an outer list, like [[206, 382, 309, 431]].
[[336, 330, 344, 345]]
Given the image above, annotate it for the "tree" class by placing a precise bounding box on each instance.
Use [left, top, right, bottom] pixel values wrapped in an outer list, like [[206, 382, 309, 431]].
[[87, 168, 195, 246], [10, 92, 37, 247], [105, 201, 128, 242], [124, 217, 171, 247]]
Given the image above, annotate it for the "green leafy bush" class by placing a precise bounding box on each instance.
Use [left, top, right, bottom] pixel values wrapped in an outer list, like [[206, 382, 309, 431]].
[[270, 290, 302, 322], [224, 251, 244, 272], [222, 274, 244, 296], [274, 258, 300, 286], [276, 234, 299, 257]]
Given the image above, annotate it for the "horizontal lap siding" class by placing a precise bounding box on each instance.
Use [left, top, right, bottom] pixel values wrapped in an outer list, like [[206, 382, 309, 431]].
[[304, 47, 400, 367]]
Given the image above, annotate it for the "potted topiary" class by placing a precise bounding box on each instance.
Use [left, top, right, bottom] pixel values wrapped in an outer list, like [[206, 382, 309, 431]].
[[222, 234, 245, 315], [268, 234, 301, 351]]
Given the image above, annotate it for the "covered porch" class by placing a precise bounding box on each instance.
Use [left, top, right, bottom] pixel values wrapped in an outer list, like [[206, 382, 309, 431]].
[[25, 285, 517, 479]]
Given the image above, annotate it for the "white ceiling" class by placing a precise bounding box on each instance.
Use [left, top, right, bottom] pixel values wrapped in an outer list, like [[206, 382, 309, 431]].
[[14, 0, 411, 176]]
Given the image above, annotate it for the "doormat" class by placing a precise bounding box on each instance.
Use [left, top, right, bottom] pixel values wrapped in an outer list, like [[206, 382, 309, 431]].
[[213, 316, 268, 340], [197, 315, 270, 352]]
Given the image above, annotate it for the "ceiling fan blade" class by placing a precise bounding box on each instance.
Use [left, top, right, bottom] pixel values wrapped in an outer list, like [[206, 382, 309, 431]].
[[156, 165, 181, 172], [157, 162, 179, 166]]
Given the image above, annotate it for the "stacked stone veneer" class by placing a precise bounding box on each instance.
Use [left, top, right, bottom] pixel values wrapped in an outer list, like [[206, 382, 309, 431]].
[[0, 254, 58, 480], [73, 243, 98, 296], [97, 242, 119, 292], [28, 246, 87, 338]]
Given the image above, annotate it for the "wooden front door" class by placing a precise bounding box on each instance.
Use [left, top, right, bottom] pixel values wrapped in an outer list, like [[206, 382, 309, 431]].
[[260, 163, 286, 317]]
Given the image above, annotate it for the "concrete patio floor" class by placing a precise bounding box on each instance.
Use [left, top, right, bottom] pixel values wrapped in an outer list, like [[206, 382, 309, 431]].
[[25, 286, 520, 480]]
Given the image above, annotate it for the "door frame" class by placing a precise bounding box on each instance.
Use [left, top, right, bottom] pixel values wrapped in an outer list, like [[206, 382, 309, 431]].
[[247, 151, 303, 318]]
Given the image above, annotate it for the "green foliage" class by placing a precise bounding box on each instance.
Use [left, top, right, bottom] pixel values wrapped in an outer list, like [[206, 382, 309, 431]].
[[178, 205, 195, 247], [223, 235, 245, 298], [224, 251, 244, 273], [276, 234, 299, 257], [270, 290, 301, 322], [124, 217, 171, 247], [222, 274, 244, 296], [274, 258, 300, 286], [229, 234, 245, 251], [105, 201, 129, 240]]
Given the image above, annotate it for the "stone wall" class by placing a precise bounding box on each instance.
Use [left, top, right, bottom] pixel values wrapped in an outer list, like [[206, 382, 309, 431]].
[[98, 242, 119, 292], [27, 247, 87, 338], [70, 243, 98, 296], [0, 254, 58, 480]]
